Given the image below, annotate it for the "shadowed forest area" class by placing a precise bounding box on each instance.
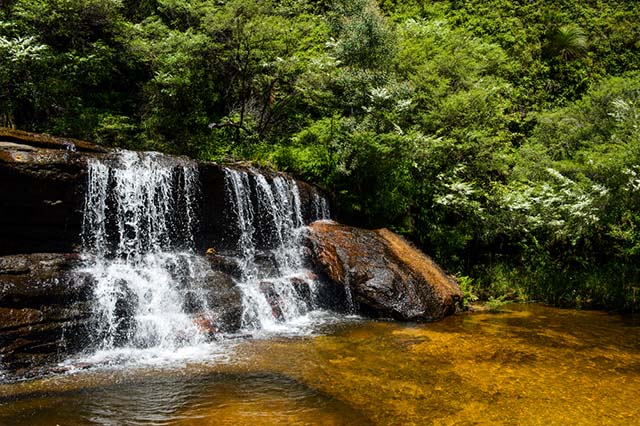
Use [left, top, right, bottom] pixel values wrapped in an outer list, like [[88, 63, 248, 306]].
[[1, 0, 639, 309]]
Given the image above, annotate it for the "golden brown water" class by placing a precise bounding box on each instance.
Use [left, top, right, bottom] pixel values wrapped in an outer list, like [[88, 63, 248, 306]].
[[1, 304, 639, 425]]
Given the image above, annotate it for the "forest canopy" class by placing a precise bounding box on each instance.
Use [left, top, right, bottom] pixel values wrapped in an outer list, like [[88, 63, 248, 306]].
[[2, 0, 640, 309]]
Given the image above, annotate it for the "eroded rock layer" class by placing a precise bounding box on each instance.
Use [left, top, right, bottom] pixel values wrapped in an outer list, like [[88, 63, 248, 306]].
[[0, 253, 93, 372]]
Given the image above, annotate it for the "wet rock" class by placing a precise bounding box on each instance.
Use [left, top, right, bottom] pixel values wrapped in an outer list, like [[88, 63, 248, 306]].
[[193, 313, 218, 337], [290, 276, 312, 301], [108, 281, 138, 347], [0, 139, 93, 255], [205, 252, 242, 279], [306, 221, 463, 321], [194, 270, 243, 333], [0, 253, 94, 371], [259, 281, 285, 321], [253, 251, 279, 277], [0, 253, 92, 307]]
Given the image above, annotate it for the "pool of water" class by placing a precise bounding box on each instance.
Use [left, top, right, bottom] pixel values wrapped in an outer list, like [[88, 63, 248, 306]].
[[1, 304, 639, 425]]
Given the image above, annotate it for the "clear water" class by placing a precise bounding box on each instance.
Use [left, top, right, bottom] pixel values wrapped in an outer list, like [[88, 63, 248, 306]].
[[1, 304, 638, 425]]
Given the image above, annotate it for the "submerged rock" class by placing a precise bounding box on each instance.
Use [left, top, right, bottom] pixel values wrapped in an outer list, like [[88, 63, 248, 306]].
[[306, 221, 462, 321]]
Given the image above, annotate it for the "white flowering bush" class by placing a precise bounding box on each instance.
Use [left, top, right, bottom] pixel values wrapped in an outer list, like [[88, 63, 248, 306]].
[[499, 168, 608, 245], [0, 33, 49, 126], [623, 166, 640, 193], [434, 165, 485, 221], [0, 35, 47, 62]]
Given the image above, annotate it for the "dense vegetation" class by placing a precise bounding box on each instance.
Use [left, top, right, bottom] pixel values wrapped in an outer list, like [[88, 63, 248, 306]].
[[2, 0, 639, 309]]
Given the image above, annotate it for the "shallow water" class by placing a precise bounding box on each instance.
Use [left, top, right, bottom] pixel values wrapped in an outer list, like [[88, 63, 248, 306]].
[[1, 304, 639, 425]]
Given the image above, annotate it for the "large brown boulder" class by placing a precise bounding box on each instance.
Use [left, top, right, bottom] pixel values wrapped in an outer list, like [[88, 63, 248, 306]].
[[306, 221, 462, 321]]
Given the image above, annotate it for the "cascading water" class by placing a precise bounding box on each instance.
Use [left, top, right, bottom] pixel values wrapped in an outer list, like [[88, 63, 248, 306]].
[[80, 151, 214, 363], [313, 192, 331, 221], [76, 150, 335, 366], [223, 168, 331, 333]]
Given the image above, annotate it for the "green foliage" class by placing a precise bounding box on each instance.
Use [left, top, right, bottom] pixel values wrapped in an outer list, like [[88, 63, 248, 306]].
[[546, 24, 588, 62], [0, 34, 49, 127], [1, 0, 142, 137], [11, 0, 125, 49], [2, 0, 640, 310], [328, 0, 395, 70], [486, 296, 508, 313], [457, 275, 478, 308]]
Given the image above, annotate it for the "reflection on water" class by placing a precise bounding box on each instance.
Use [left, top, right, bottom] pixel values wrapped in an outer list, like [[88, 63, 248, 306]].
[[0, 372, 369, 426], [1, 304, 639, 425]]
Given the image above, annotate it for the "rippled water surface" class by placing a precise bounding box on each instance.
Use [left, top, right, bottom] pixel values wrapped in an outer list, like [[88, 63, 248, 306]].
[[2, 304, 639, 425]]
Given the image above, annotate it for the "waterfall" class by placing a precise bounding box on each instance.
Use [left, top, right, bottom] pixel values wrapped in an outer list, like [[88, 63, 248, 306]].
[[77, 151, 334, 365], [81, 151, 211, 357], [223, 169, 257, 278], [313, 192, 331, 221], [82, 152, 198, 258], [223, 168, 330, 332]]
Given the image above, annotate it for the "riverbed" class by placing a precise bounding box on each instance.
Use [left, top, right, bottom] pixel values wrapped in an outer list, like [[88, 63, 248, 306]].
[[1, 304, 639, 425]]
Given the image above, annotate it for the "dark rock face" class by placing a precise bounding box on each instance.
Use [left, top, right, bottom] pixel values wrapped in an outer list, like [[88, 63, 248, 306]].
[[306, 221, 463, 321], [203, 270, 243, 333], [196, 163, 235, 253], [0, 128, 109, 256], [0, 131, 105, 374], [184, 268, 244, 334], [0, 253, 94, 372], [0, 147, 90, 255]]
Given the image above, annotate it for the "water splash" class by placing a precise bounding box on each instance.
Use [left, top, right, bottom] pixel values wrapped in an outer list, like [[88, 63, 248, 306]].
[[82, 151, 209, 354]]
